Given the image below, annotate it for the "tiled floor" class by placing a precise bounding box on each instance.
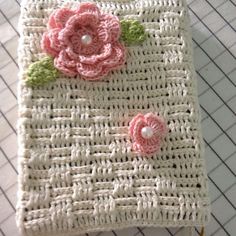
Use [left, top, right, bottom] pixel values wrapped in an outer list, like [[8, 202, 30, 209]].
[[0, 0, 235, 235]]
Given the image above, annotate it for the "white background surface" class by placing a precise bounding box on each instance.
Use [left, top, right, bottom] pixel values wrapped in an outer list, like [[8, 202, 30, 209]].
[[0, 0, 235, 235]]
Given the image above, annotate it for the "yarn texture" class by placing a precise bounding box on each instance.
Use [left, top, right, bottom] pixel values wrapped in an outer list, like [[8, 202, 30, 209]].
[[17, 0, 210, 235], [42, 2, 126, 80], [121, 20, 147, 45], [129, 113, 167, 154], [26, 57, 59, 86]]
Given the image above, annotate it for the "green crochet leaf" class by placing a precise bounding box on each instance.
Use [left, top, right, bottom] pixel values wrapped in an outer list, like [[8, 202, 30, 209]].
[[120, 20, 147, 45], [26, 57, 59, 86]]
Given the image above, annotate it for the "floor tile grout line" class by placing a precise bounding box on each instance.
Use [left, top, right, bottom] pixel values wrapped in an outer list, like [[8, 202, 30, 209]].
[[165, 228, 174, 236], [200, 105, 236, 146], [205, 0, 236, 33], [204, 138, 236, 177], [0, 42, 19, 68], [0, 110, 17, 134], [223, 182, 236, 196], [172, 227, 182, 235], [0, 159, 17, 172], [13, 0, 21, 6], [196, 71, 236, 116], [189, 0, 228, 28], [137, 227, 145, 236], [208, 151, 236, 176], [0, 82, 17, 95], [209, 122, 236, 146], [0, 186, 16, 212], [0, 132, 16, 144], [0, 228, 6, 236], [197, 17, 236, 48], [10, 155, 17, 161], [208, 176, 236, 210], [0, 56, 18, 70], [0, 34, 19, 48], [198, 67, 236, 98], [2, 104, 18, 116], [134, 228, 143, 236], [0, 181, 17, 194], [188, 5, 236, 62], [193, 38, 235, 86], [194, 227, 201, 236], [211, 214, 236, 236], [210, 213, 230, 236], [111, 230, 118, 236], [203, 138, 236, 176], [0, 212, 15, 226], [0, 75, 17, 99], [0, 147, 18, 174], [210, 182, 236, 206], [0, 9, 20, 36], [196, 41, 236, 74], [228, 0, 236, 8], [201, 94, 236, 123], [222, 214, 236, 228]]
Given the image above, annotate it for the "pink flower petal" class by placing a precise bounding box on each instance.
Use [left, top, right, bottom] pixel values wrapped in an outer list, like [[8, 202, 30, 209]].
[[48, 8, 75, 29], [65, 46, 81, 61], [41, 32, 60, 57], [77, 62, 103, 80], [97, 27, 110, 43], [58, 27, 74, 46], [132, 118, 146, 144], [48, 29, 63, 51], [48, 13, 57, 29], [99, 14, 121, 42], [66, 9, 99, 29], [99, 42, 126, 68], [42, 3, 126, 79], [66, 39, 103, 61], [129, 114, 144, 138], [54, 50, 77, 77], [145, 113, 167, 138], [61, 13, 99, 43], [133, 141, 161, 155], [79, 43, 112, 64], [78, 12, 100, 27], [129, 113, 167, 155], [76, 2, 100, 16]]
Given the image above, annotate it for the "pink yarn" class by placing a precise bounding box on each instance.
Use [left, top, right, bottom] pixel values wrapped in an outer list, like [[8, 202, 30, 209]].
[[129, 113, 167, 155], [41, 3, 126, 80]]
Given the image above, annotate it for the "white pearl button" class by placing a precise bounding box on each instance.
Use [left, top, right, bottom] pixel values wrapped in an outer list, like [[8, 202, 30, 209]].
[[81, 34, 92, 45], [141, 126, 154, 139]]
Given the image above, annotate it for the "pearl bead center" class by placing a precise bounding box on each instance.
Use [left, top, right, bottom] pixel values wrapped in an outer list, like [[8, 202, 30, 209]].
[[141, 126, 154, 139], [81, 34, 92, 45]]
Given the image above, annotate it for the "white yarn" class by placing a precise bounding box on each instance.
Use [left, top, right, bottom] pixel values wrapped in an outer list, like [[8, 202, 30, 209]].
[[16, 0, 210, 235]]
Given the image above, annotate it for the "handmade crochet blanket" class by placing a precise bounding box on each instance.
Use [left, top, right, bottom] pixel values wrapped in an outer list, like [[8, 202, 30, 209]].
[[16, 0, 210, 235]]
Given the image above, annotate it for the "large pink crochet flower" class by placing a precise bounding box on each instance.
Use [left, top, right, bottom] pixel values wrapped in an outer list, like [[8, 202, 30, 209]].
[[42, 3, 126, 80], [129, 113, 167, 155]]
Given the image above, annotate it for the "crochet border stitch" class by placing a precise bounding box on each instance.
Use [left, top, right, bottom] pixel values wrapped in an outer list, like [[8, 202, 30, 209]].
[[16, 0, 211, 235]]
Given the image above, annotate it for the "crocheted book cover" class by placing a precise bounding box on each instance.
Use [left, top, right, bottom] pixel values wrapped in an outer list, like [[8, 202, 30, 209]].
[[16, 0, 210, 235]]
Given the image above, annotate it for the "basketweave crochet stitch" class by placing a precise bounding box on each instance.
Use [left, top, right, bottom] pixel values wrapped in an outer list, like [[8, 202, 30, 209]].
[[16, 0, 210, 235]]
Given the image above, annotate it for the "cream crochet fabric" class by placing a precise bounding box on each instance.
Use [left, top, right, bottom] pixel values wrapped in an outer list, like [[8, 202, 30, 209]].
[[17, 0, 210, 235]]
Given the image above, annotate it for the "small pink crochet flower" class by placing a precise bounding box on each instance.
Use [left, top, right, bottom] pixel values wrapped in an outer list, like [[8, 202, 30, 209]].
[[42, 3, 126, 80], [129, 113, 167, 155]]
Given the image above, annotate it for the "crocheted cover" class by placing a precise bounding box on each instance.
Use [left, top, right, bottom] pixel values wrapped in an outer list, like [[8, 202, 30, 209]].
[[17, 0, 210, 235]]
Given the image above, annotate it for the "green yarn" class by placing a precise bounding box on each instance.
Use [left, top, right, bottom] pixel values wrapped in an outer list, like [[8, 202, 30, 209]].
[[120, 20, 147, 45], [26, 57, 59, 86]]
